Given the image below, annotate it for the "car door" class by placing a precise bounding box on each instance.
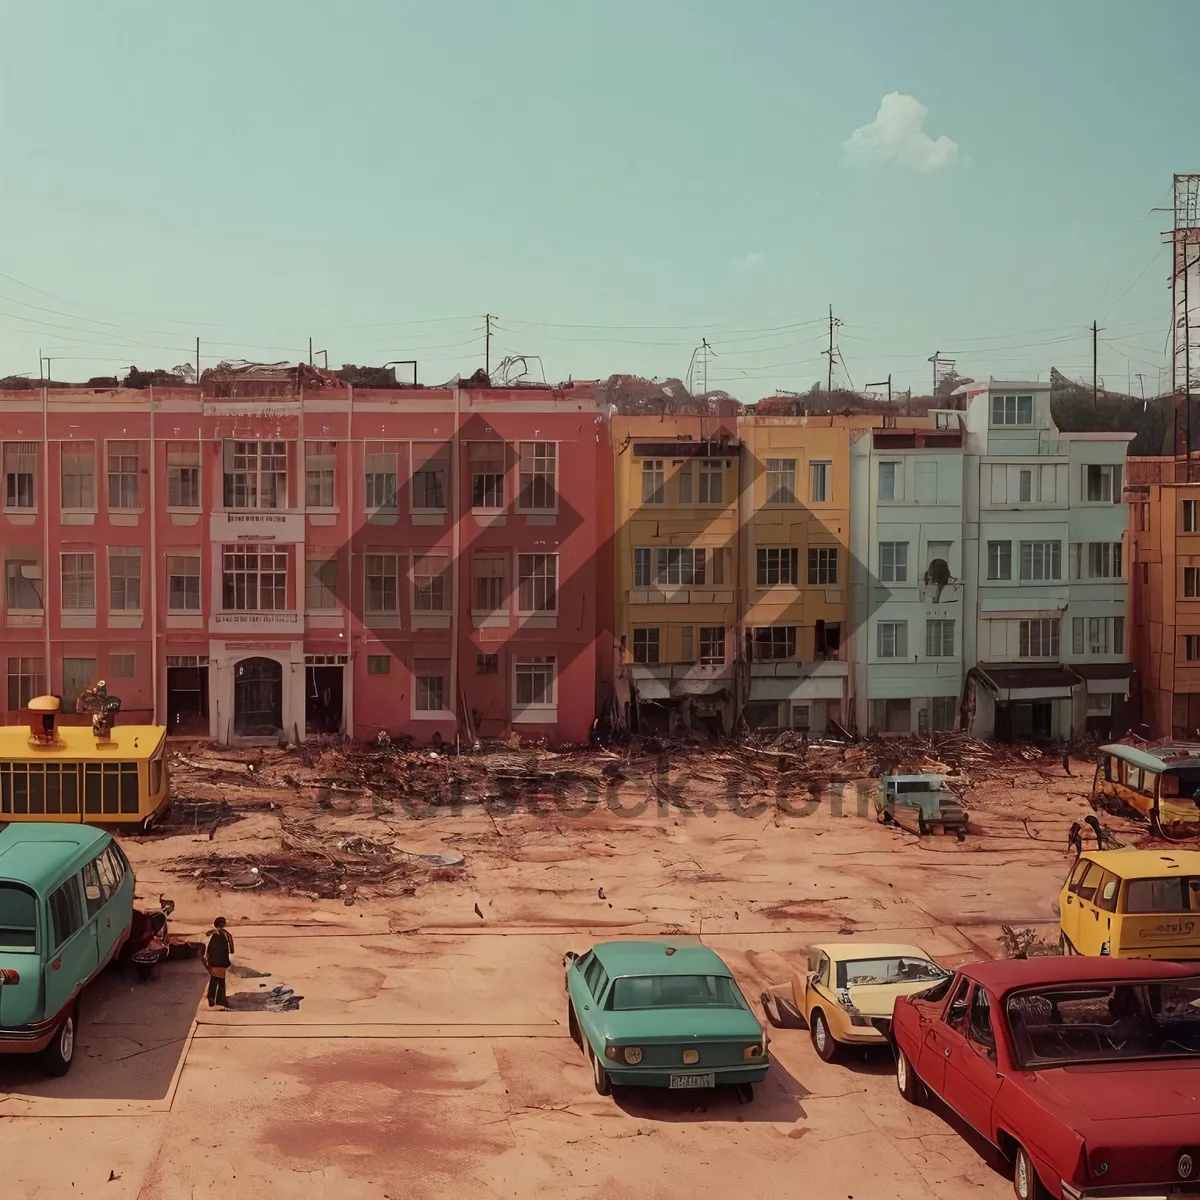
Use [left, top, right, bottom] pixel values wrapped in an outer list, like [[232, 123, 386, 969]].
[[1059, 856, 1090, 948], [1092, 871, 1120, 955], [81, 857, 114, 965], [43, 873, 99, 1021], [1070, 860, 1107, 955], [919, 974, 970, 1092], [942, 985, 1003, 1140], [805, 952, 835, 1025]]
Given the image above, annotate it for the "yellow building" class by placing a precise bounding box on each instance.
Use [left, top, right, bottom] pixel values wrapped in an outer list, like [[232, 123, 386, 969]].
[[737, 414, 860, 733], [613, 412, 742, 735]]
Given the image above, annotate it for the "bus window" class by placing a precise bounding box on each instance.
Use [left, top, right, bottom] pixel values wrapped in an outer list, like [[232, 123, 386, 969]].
[[1095, 872, 1121, 913], [1125, 877, 1200, 913], [1124, 764, 1143, 791], [149, 755, 163, 796], [1143, 771, 1159, 797]]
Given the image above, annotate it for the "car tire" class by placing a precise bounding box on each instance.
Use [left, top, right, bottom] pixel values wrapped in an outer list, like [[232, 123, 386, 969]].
[[42, 1003, 78, 1078], [810, 1009, 837, 1062], [1012, 1144, 1048, 1200], [568, 1002, 582, 1050], [895, 1046, 925, 1105], [591, 1045, 611, 1096]]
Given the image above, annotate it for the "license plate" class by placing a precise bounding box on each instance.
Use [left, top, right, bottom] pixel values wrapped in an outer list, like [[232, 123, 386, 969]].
[[669, 1072, 715, 1089]]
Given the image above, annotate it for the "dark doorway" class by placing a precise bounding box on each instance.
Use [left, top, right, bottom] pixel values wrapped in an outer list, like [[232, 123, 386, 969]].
[[234, 657, 283, 736], [166, 658, 209, 735], [305, 666, 343, 734], [1009, 699, 1053, 741]]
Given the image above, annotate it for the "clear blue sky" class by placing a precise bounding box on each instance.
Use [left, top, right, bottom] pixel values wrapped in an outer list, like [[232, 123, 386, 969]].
[[1, 0, 1194, 397]]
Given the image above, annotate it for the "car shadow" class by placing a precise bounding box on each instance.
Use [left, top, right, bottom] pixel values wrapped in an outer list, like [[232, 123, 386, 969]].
[[612, 1058, 810, 1123], [921, 1092, 1012, 1179], [0, 955, 205, 1102]]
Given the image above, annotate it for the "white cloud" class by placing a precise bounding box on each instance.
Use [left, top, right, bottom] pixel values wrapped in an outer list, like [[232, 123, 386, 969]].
[[731, 251, 765, 272], [843, 93, 959, 172]]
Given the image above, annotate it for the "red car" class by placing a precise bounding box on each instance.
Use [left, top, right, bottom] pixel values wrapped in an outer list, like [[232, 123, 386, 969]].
[[892, 956, 1200, 1199]]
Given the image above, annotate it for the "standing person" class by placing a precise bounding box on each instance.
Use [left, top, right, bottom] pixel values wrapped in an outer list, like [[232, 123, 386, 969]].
[[204, 917, 234, 1008]]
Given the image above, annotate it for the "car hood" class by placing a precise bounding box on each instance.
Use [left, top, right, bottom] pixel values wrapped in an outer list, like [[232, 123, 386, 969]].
[[847, 980, 947, 1018], [1033, 1060, 1200, 1121], [599, 1006, 763, 1043]]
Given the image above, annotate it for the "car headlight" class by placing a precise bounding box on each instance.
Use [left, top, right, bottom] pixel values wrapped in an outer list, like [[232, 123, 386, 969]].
[[623, 1046, 643, 1065]]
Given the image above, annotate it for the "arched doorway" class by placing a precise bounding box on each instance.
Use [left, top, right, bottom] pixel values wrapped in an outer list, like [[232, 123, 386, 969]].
[[234, 657, 283, 736]]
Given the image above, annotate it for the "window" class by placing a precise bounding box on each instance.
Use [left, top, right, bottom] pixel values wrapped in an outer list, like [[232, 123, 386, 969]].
[[365, 554, 399, 613], [633, 548, 652, 588], [931, 696, 956, 731], [987, 540, 1012, 580], [926, 620, 954, 657], [879, 542, 908, 583], [1018, 469, 1033, 503], [632, 628, 660, 663], [477, 653, 499, 675], [655, 548, 706, 586], [61, 442, 95, 509], [5, 559, 41, 610], [167, 554, 201, 612], [1087, 693, 1113, 717], [515, 657, 556, 706], [366, 655, 390, 675], [365, 470, 397, 510], [413, 661, 447, 712], [810, 460, 829, 503], [304, 441, 335, 508], [757, 547, 798, 587], [1085, 464, 1122, 503], [95, 845, 126, 898], [877, 621, 907, 658], [1188, 567, 1200, 598], [1020, 541, 1061, 581], [412, 555, 449, 612], [518, 442, 557, 511], [221, 546, 288, 611], [699, 626, 725, 665], [411, 448, 448, 511], [518, 554, 557, 613], [305, 558, 338, 611], [990, 394, 1034, 425], [765, 458, 796, 504], [753, 626, 796, 661], [108, 551, 142, 612], [167, 441, 201, 508], [470, 442, 505, 510], [61, 552, 96, 611], [1073, 541, 1123, 580], [364, 444, 399, 511], [1019, 618, 1060, 658], [878, 461, 898, 501], [641, 459, 665, 505], [3, 442, 36, 510], [699, 460, 723, 504], [1073, 616, 1124, 656], [107, 441, 140, 509], [110, 653, 135, 679], [223, 440, 286, 509], [677, 463, 693, 504], [473, 554, 508, 613], [6, 658, 44, 711], [48, 877, 83, 950], [1187, 636, 1200, 662], [808, 547, 838, 585], [1186, 500, 1197, 533]]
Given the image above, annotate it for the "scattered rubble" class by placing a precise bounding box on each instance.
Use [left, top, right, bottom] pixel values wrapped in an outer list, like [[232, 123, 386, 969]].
[[999, 925, 1060, 959]]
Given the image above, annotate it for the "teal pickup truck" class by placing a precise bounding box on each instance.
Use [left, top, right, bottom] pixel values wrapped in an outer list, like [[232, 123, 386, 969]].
[[0, 824, 135, 1075]]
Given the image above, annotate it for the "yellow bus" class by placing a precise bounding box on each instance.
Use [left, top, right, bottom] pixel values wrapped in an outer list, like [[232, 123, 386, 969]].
[[0, 698, 169, 830], [1092, 741, 1200, 840]]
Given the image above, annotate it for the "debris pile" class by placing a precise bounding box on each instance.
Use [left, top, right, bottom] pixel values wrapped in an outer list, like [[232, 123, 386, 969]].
[[999, 925, 1060, 959]]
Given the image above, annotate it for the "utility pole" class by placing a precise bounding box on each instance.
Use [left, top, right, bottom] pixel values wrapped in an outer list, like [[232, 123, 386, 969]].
[[701, 338, 712, 395], [195, 336, 200, 383], [309, 336, 313, 367], [867, 374, 892, 403], [484, 314, 494, 377], [827, 305, 834, 392], [1136, 373, 1146, 401], [1092, 320, 1098, 409]]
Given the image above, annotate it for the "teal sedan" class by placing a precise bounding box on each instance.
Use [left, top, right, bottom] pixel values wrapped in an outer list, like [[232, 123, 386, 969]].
[[564, 941, 770, 1098]]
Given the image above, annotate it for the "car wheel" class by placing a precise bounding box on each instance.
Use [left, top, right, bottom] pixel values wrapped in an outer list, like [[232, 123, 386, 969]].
[[591, 1045, 611, 1096], [42, 1004, 78, 1077], [1013, 1144, 1048, 1200], [568, 1002, 582, 1050], [895, 1047, 925, 1105], [810, 1009, 837, 1062]]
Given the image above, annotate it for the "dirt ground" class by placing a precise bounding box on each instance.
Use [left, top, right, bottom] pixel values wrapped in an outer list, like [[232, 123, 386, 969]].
[[0, 740, 1141, 1199]]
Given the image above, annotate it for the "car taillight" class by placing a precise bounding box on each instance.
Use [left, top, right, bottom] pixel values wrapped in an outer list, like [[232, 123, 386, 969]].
[[0, 969, 19, 985]]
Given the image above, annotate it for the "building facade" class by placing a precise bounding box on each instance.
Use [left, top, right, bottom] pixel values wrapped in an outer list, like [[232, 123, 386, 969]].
[[849, 414, 967, 735], [962, 381, 1131, 740], [0, 379, 609, 745]]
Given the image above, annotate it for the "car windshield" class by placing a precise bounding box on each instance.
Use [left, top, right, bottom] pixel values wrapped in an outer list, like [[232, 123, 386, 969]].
[[1006, 979, 1200, 1067], [1124, 877, 1200, 913], [609, 974, 744, 1011], [837, 957, 948, 987], [0, 882, 37, 951]]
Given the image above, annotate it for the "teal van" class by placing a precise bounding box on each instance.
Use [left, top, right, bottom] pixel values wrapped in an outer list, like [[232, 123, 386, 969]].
[[0, 823, 135, 1074]]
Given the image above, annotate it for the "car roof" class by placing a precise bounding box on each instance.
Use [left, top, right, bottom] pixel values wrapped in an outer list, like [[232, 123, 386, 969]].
[[591, 941, 732, 977], [813, 942, 932, 962], [1076, 848, 1200, 876], [962, 955, 1198, 995], [0, 823, 111, 892], [0, 723, 165, 761]]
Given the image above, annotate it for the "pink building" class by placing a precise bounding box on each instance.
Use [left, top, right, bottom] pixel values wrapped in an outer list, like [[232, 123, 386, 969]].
[[0, 375, 610, 745]]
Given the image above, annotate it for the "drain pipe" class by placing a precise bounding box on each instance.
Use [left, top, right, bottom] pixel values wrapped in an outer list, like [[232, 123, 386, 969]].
[[41, 379, 51, 699], [149, 386, 158, 723], [450, 384, 462, 746]]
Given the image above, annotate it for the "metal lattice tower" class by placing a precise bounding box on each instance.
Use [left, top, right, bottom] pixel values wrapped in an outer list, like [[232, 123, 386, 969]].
[[1172, 174, 1200, 400]]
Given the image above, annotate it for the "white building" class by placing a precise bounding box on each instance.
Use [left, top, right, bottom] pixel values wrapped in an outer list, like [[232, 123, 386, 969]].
[[850, 415, 967, 734], [961, 381, 1131, 740]]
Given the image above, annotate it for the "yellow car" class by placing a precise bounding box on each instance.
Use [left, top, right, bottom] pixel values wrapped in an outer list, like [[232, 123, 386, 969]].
[[763, 942, 950, 1061]]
